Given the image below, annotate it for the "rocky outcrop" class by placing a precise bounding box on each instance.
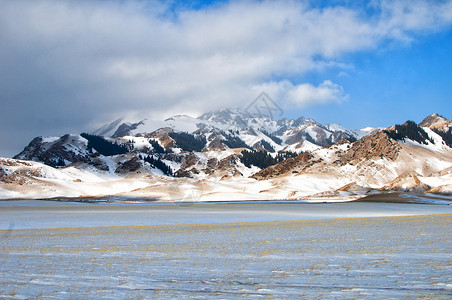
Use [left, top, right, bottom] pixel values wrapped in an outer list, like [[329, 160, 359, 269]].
[[252, 152, 312, 180], [87, 157, 110, 172], [419, 113, 451, 131], [340, 131, 401, 163], [180, 153, 199, 170], [193, 127, 227, 151], [426, 184, 452, 196], [174, 168, 196, 177], [217, 155, 241, 175], [284, 130, 306, 146], [207, 136, 228, 151], [115, 157, 142, 174], [253, 131, 403, 181], [144, 128, 176, 151], [382, 172, 431, 192], [208, 155, 243, 177], [112, 121, 145, 138], [14, 135, 90, 167], [0, 158, 49, 184], [7, 112, 451, 195], [203, 158, 219, 175]]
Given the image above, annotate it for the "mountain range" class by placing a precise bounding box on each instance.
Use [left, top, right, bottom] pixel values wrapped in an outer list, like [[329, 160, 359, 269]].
[[1, 111, 451, 202]]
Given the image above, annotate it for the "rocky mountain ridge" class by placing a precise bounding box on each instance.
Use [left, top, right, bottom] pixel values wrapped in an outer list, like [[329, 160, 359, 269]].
[[91, 108, 370, 151], [2, 112, 451, 201], [13, 109, 371, 175]]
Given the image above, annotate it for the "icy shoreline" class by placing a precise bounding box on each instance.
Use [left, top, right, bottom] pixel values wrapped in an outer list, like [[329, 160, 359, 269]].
[[1, 199, 452, 230]]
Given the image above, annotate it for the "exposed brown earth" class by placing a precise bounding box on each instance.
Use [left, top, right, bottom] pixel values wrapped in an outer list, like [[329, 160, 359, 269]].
[[419, 113, 451, 130], [252, 152, 312, 180], [340, 131, 401, 163], [115, 157, 142, 174], [382, 172, 431, 192]]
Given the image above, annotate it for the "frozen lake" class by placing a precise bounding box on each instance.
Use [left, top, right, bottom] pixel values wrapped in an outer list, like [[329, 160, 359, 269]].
[[1, 199, 451, 298], [1, 199, 452, 229]]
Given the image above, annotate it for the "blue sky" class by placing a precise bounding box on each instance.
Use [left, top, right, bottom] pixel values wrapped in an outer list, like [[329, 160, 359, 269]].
[[0, 0, 452, 156], [291, 28, 452, 127]]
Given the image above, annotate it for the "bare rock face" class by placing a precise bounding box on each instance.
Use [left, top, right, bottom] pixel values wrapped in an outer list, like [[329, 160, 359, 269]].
[[252, 152, 312, 180], [206, 135, 228, 151], [173, 153, 202, 177], [419, 113, 451, 131], [193, 127, 226, 151], [180, 153, 199, 170], [13, 137, 44, 160], [217, 155, 239, 172], [252, 141, 268, 152], [253, 131, 402, 181], [145, 128, 175, 151], [203, 158, 219, 175], [115, 157, 142, 174], [383, 172, 431, 192], [0, 158, 48, 184], [341, 131, 401, 163], [201, 155, 243, 177], [88, 157, 110, 172], [111, 120, 145, 138], [0, 167, 6, 177], [284, 130, 306, 146], [174, 169, 193, 178], [14, 135, 89, 167], [427, 184, 452, 196]]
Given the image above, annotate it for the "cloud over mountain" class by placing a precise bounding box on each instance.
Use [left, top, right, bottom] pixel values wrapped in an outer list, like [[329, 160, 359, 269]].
[[1, 0, 452, 156]]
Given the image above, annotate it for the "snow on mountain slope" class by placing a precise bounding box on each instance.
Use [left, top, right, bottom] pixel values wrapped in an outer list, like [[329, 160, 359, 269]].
[[1, 137, 451, 201], [420, 127, 451, 150], [90, 108, 364, 152], [2, 113, 451, 201], [251, 123, 452, 200], [0, 157, 149, 199], [14, 134, 90, 166], [326, 123, 377, 139], [164, 115, 203, 133], [91, 118, 124, 137]]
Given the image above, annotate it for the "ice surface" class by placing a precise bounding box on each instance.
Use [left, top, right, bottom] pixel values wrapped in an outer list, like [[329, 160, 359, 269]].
[[0, 201, 450, 298], [0, 200, 451, 229]]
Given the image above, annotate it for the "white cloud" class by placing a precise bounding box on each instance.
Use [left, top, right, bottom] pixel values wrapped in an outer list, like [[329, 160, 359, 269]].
[[1, 0, 452, 156], [376, 0, 452, 40], [287, 80, 347, 106], [252, 80, 347, 108]]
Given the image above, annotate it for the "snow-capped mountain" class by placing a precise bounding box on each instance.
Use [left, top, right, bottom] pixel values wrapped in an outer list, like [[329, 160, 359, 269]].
[[2, 112, 451, 201], [90, 108, 370, 153], [12, 109, 373, 180], [252, 116, 452, 198], [14, 134, 90, 166]]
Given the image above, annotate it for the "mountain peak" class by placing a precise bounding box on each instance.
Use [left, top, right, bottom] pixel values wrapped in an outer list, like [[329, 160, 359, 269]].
[[419, 113, 450, 130], [91, 118, 123, 137], [198, 108, 247, 124]]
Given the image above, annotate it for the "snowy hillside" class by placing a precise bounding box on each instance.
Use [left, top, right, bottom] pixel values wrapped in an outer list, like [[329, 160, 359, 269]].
[[1, 113, 451, 201]]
